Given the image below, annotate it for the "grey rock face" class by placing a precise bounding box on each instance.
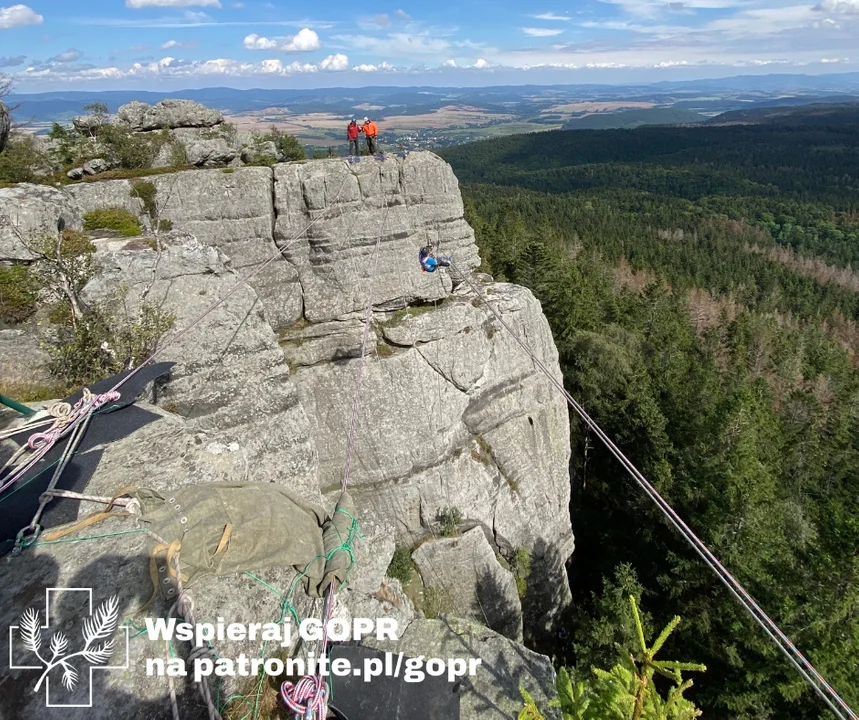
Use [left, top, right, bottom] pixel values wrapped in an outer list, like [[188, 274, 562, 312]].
[[0, 183, 83, 260], [0, 328, 53, 389], [0, 154, 573, 718], [81, 233, 319, 499], [274, 153, 481, 323], [0, 100, 9, 153], [116, 99, 224, 131], [413, 527, 524, 642], [364, 617, 561, 720], [292, 281, 574, 636]]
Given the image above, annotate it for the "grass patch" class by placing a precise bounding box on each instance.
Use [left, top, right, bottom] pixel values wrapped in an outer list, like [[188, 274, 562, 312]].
[[386, 546, 415, 585], [512, 546, 532, 599], [376, 341, 396, 357], [382, 303, 438, 327], [470, 435, 494, 467], [422, 586, 453, 619], [222, 168, 234, 174], [0, 380, 70, 403], [0, 265, 40, 324], [82, 207, 142, 237]]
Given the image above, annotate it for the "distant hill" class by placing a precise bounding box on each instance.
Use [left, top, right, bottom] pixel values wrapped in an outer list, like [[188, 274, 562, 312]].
[[705, 101, 859, 126], [562, 107, 707, 130]]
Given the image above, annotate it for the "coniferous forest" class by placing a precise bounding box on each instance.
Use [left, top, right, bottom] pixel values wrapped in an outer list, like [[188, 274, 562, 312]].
[[438, 120, 859, 719]]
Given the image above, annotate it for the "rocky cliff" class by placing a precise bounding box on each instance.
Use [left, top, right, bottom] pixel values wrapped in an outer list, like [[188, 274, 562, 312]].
[[0, 152, 572, 719]]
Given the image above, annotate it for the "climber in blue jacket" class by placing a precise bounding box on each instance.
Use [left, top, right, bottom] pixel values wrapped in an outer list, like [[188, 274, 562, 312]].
[[419, 246, 452, 273]]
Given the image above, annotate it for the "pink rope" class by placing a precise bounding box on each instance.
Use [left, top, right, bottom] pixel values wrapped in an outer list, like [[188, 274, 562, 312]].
[[282, 189, 392, 719], [281, 675, 327, 720], [0, 389, 120, 495]]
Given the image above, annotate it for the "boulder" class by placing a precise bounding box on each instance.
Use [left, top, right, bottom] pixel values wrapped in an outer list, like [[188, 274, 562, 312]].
[[0, 184, 83, 260], [65, 167, 300, 330], [413, 527, 524, 642], [364, 617, 561, 720], [72, 114, 106, 135], [82, 157, 112, 175], [0, 100, 9, 153], [66, 166, 85, 180], [116, 99, 224, 132], [0, 327, 54, 391], [185, 136, 238, 167], [241, 140, 278, 164]]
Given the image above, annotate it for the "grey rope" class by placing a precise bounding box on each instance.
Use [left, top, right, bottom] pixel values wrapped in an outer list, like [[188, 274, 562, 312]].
[[451, 260, 857, 720]]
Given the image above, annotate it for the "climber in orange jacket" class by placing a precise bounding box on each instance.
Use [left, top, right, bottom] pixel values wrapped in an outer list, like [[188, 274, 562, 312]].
[[361, 117, 378, 155]]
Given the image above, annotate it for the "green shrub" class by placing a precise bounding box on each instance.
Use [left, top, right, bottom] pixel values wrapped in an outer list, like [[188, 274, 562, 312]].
[[48, 123, 83, 167], [83, 207, 142, 237], [98, 124, 162, 169], [48, 300, 174, 387], [0, 264, 40, 323], [386, 546, 414, 585], [437, 506, 463, 537], [521, 596, 705, 720], [0, 134, 45, 183], [129, 180, 157, 227], [262, 125, 305, 161]]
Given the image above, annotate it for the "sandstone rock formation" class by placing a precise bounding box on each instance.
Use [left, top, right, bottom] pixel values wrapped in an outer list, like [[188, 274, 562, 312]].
[[116, 99, 224, 132], [0, 152, 573, 719], [0, 183, 83, 260]]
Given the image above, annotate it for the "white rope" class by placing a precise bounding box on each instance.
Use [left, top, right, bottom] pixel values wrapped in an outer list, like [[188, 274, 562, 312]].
[[451, 261, 857, 720]]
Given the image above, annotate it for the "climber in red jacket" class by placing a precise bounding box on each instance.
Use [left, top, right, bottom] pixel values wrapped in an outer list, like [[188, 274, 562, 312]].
[[347, 119, 360, 157]]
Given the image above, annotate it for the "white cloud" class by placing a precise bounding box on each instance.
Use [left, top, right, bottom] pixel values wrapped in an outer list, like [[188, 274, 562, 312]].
[[473, 58, 490, 68], [814, 0, 859, 14], [522, 27, 564, 36], [126, 0, 221, 7], [161, 39, 181, 48], [820, 56, 849, 62], [533, 12, 572, 20], [243, 33, 278, 49], [443, 58, 457, 67], [283, 27, 320, 51], [333, 32, 452, 60], [48, 48, 82, 63], [394, 9, 411, 20], [0, 4, 43, 29], [353, 60, 395, 72], [244, 28, 320, 52], [320, 53, 349, 70]]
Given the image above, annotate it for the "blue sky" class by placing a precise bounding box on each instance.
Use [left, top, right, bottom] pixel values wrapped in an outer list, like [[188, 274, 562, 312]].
[[0, 0, 857, 91]]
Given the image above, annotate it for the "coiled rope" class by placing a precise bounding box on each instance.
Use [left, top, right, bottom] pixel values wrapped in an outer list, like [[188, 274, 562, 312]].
[[450, 260, 857, 720]]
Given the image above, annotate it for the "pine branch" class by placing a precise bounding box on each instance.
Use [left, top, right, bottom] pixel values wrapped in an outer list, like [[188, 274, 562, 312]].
[[20, 608, 42, 654], [50, 632, 68, 658], [60, 660, 78, 691], [82, 595, 119, 646], [82, 640, 114, 665]]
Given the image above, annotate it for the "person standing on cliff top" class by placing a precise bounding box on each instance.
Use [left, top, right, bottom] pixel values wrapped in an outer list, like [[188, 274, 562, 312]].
[[347, 118, 360, 157], [361, 116, 378, 155]]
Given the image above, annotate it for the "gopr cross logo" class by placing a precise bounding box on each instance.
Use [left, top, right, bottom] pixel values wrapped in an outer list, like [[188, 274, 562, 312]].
[[8, 588, 130, 707]]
